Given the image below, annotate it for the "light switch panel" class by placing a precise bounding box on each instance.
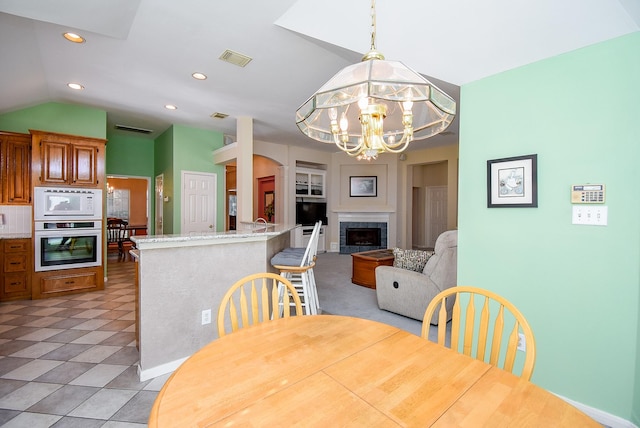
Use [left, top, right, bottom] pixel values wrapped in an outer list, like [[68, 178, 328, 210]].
[[572, 206, 607, 226]]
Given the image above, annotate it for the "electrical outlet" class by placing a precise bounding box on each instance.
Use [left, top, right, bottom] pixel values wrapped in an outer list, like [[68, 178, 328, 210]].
[[517, 333, 526, 352], [201, 309, 211, 325]]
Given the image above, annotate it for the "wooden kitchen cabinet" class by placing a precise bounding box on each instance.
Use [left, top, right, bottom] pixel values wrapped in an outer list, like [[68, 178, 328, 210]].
[[31, 130, 106, 188], [0, 239, 31, 301], [0, 131, 31, 204]]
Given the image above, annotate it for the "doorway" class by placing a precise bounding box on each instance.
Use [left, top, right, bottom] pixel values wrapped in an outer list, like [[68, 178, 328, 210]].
[[257, 176, 275, 222], [106, 175, 150, 234]]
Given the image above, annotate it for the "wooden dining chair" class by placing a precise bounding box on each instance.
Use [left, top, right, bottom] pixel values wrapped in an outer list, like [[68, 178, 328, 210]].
[[422, 286, 536, 380], [216, 273, 303, 337], [107, 218, 126, 260]]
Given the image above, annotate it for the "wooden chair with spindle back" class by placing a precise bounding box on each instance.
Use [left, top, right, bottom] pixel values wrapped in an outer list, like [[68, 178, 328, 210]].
[[216, 273, 303, 337], [422, 286, 536, 380]]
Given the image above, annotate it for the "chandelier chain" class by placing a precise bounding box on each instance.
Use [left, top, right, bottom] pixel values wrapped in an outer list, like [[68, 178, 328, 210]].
[[370, 0, 377, 52]]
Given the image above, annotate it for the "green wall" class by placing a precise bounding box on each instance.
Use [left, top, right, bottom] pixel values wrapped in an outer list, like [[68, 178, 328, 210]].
[[458, 32, 640, 422], [153, 125, 224, 233], [154, 127, 175, 234], [0, 102, 106, 139], [105, 132, 155, 233], [171, 125, 224, 232]]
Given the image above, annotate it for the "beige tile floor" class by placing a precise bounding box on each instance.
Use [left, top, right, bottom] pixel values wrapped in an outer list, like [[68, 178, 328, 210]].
[[0, 258, 171, 427]]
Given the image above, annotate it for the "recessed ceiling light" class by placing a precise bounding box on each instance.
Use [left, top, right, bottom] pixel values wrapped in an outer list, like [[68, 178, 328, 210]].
[[192, 72, 207, 80], [165, 104, 178, 110], [63, 32, 85, 43], [67, 83, 84, 90]]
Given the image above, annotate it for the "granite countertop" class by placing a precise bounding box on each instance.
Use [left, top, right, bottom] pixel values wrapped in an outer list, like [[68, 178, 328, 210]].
[[131, 224, 299, 246], [0, 233, 32, 239]]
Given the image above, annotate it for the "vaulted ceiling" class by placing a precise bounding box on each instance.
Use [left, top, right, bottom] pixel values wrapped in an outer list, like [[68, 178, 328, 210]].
[[0, 0, 637, 151]]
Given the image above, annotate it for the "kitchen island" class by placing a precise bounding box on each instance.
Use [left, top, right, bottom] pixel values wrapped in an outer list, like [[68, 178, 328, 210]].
[[131, 224, 298, 381]]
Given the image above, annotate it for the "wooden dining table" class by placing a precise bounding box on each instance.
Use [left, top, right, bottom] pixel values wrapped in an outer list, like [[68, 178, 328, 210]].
[[148, 315, 599, 427]]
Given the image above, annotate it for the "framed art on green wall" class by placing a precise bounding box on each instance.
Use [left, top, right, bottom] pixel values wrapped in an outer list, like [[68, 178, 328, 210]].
[[487, 154, 537, 208]]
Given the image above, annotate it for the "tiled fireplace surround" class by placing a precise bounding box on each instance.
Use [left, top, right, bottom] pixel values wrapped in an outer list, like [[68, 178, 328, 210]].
[[338, 213, 389, 254]]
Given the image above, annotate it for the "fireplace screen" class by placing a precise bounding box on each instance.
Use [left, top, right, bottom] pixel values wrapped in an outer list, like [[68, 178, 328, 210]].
[[346, 228, 382, 247]]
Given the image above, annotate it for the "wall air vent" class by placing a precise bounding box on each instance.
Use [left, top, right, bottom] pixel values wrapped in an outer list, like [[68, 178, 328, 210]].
[[114, 124, 153, 134], [219, 49, 252, 67], [210, 112, 229, 120]]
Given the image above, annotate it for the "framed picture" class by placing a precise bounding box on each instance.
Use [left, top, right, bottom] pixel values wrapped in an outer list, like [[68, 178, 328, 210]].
[[350, 176, 377, 197], [487, 154, 538, 208]]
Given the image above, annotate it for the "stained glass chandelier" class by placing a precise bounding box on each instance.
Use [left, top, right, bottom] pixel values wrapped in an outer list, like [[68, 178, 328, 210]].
[[296, 0, 456, 161]]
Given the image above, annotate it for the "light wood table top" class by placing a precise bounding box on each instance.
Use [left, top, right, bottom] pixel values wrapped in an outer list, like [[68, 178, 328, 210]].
[[148, 315, 599, 427]]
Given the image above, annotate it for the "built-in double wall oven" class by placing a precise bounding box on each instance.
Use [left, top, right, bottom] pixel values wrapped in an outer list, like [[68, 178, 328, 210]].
[[33, 187, 103, 272]]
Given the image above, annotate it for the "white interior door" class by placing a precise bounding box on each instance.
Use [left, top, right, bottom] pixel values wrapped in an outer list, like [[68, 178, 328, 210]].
[[155, 174, 164, 235], [182, 171, 217, 234], [426, 186, 448, 248]]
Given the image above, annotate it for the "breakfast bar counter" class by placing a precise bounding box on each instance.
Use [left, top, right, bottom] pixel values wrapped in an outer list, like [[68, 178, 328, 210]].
[[131, 224, 298, 381]]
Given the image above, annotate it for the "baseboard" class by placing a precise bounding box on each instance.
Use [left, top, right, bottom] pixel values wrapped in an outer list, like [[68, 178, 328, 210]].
[[137, 357, 187, 382], [555, 393, 638, 428]]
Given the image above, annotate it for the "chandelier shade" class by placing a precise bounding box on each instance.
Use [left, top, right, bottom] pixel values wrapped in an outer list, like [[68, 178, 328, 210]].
[[295, 0, 456, 160]]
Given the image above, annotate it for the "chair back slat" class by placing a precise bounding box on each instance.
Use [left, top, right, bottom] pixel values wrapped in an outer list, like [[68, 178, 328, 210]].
[[217, 273, 304, 337], [450, 295, 461, 349], [239, 287, 250, 330], [436, 297, 448, 344], [489, 305, 505, 366], [503, 321, 520, 373], [476, 296, 490, 361], [229, 299, 239, 333], [462, 295, 475, 357], [423, 286, 536, 380]]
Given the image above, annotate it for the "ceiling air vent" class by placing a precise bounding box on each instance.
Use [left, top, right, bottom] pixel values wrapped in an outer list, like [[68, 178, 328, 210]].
[[114, 124, 153, 134], [210, 112, 229, 120], [219, 49, 252, 67]]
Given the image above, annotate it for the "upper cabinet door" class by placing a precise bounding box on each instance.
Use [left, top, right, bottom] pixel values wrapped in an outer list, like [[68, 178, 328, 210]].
[[5, 136, 31, 203], [31, 131, 105, 188], [71, 144, 98, 186], [0, 132, 31, 204], [40, 140, 69, 185], [295, 168, 326, 198]]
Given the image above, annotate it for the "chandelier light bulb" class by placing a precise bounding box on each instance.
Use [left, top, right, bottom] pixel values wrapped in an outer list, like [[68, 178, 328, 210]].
[[340, 114, 349, 131]]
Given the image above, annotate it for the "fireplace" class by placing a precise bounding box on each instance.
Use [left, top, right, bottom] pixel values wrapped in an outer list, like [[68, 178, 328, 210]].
[[340, 221, 387, 254], [346, 228, 381, 247]]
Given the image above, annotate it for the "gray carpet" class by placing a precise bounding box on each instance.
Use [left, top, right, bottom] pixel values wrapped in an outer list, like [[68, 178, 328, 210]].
[[313, 252, 425, 337]]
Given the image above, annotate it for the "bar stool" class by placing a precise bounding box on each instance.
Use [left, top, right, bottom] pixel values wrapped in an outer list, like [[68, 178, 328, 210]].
[[271, 221, 322, 315]]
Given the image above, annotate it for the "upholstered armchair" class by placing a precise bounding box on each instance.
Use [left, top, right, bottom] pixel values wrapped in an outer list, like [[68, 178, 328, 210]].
[[375, 230, 458, 324]]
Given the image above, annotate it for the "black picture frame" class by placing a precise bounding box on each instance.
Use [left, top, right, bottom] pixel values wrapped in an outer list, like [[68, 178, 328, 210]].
[[487, 154, 538, 208], [349, 176, 377, 197]]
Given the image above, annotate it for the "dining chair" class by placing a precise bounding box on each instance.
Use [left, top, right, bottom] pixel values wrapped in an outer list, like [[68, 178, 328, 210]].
[[107, 218, 126, 261], [270, 220, 322, 315], [216, 272, 303, 337], [422, 286, 536, 380]]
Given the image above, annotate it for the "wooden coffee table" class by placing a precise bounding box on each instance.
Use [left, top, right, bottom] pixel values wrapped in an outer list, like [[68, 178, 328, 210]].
[[351, 248, 394, 289]]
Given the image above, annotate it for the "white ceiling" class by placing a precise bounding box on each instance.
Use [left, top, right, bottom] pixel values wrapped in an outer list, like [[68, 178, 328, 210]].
[[0, 0, 638, 152]]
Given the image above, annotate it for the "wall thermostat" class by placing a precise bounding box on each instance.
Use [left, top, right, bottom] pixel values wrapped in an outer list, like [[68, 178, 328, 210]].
[[571, 184, 605, 204]]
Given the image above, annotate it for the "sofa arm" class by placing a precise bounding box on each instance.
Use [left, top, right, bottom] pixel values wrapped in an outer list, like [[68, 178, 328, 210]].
[[375, 266, 446, 322]]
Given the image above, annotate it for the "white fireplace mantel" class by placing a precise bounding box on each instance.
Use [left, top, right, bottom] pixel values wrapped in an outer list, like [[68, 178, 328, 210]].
[[337, 212, 390, 223]]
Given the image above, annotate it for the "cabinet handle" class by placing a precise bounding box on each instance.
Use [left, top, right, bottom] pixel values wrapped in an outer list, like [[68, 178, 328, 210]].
[[10, 262, 21, 265], [10, 282, 20, 286], [64, 280, 75, 285]]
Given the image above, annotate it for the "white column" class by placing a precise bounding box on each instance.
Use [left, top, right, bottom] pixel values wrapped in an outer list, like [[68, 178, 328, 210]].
[[236, 116, 254, 224]]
